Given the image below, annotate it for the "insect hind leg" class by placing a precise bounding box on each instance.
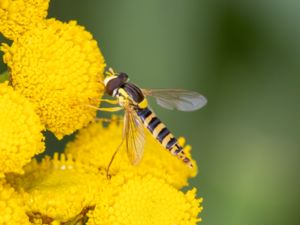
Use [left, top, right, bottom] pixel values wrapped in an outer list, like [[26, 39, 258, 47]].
[[106, 137, 125, 179], [94, 117, 123, 123]]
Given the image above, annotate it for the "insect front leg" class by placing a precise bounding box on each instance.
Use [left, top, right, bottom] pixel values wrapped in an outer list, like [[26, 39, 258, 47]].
[[99, 99, 119, 105], [86, 104, 123, 112]]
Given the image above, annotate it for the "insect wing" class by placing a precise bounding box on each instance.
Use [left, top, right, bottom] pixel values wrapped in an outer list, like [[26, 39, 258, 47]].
[[142, 89, 207, 111], [123, 108, 145, 165]]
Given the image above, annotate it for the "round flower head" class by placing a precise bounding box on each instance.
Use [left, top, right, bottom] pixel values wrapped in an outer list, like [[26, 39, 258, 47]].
[[87, 174, 203, 225], [65, 119, 129, 173], [65, 118, 198, 188], [0, 180, 31, 225], [0, 0, 49, 40], [2, 18, 105, 139], [0, 82, 45, 177], [7, 153, 105, 223]]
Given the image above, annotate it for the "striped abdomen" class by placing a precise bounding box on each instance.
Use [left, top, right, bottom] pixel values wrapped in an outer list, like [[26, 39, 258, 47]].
[[136, 107, 192, 167]]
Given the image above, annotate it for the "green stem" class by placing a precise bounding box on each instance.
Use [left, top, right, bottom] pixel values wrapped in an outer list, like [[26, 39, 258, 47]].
[[0, 70, 9, 83]]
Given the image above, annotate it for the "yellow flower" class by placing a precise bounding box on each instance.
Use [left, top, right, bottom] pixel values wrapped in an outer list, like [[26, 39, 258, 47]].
[[87, 174, 203, 225], [2, 19, 105, 139], [0, 82, 45, 177], [65, 118, 128, 173], [7, 153, 105, 223], [0, 1, 204, 224], [65, 118, 198, 189], [0, 180, 31, 225], [0, 0, 49, 40]]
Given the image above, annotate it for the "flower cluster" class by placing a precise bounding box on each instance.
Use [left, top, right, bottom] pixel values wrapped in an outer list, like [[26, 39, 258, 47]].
[[2, 17, 105, 139], [0, 82, 45, 177], [0, 0, 203, 224]]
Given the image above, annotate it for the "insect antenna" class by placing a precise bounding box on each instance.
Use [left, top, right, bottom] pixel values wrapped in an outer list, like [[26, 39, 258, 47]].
[[105, 67, 119, 77]]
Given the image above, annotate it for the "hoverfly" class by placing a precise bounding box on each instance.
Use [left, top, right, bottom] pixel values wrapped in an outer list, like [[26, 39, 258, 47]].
[[96, 68, 207, 175]]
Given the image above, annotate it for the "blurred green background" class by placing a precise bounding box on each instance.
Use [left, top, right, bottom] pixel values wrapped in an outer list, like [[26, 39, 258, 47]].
[[1, 0, 300, 225]]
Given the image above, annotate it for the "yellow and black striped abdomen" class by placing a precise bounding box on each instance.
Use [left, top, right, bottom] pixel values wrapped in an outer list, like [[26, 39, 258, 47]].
[[136, 107, 193, 167], [136, 107, 177, 150]]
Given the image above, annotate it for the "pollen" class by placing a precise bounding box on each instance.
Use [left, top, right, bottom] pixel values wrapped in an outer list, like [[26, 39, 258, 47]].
[[6, 153, 105, 223], [2, 19, 105, 139], [0, 0, 50, 40], [0, 180, 31, 225], [87, 174, 203, 225], [0, 82, 45, 177], [65, 118, 198, 188]]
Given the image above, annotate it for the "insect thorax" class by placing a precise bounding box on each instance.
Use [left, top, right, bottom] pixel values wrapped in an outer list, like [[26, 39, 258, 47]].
[[104, 72, 147, 108], [122, 83, 144, 103], [117, 83, 147, 109]]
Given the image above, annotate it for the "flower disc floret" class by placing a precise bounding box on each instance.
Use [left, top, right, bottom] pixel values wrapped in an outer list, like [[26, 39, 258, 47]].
[[0, 0, 50, 40], [88, 174, 203, 225], [2, 18, 105, 139], [0, 82, 45, 177], [0, 180, 31, 225]]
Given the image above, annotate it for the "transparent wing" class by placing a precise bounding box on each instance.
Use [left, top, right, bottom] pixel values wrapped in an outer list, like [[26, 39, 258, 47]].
[[123, 107, 145, 165], [142, 89, 207, 111]]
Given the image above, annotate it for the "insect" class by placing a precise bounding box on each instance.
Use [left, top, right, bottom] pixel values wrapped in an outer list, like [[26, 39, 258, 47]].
[[96, 68, 207, 175]]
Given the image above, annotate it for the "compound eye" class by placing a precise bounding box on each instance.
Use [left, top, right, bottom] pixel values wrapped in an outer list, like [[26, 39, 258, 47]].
[[105, 78, 119, 96], [118, 72, 129, 81]]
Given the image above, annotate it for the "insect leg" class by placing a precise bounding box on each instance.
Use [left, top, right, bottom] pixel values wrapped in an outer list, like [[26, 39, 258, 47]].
[[94, 117, 123, 123], [86, 105, 123, 112], [106, 137, 125, 179], [99, 99, 119, 105]]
